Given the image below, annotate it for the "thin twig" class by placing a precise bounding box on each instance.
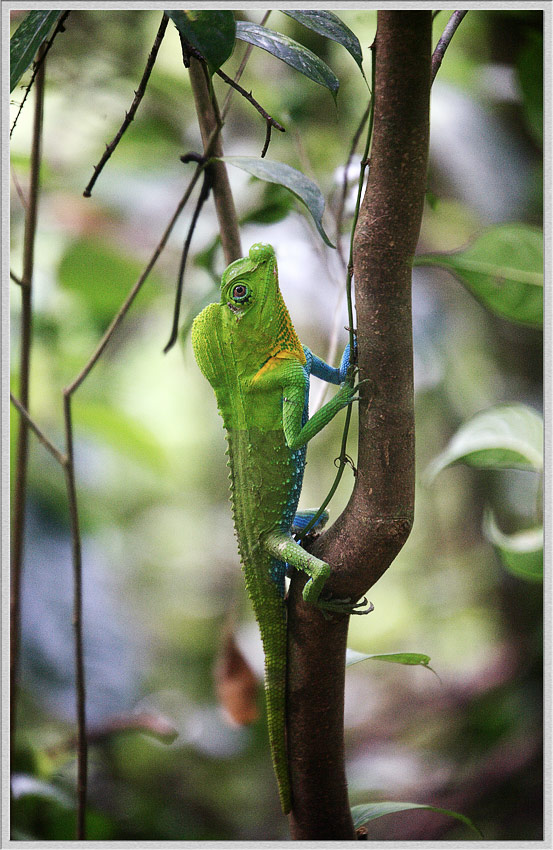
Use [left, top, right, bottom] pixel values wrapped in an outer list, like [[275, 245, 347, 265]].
[[10, 270, 25, 288], [83, 13, 168, 197], [10, 394, 66, 465], [431, 11, 468, 84], [61, 393, 87, 839], [66, 131, 220, 396], [10, 11, 70, 138], [335, 102, 371, 266], [10, 43, 46, 754], [221, 10, 271, 120], [164, 161, 214, 352], [215, 65, 285, 157]]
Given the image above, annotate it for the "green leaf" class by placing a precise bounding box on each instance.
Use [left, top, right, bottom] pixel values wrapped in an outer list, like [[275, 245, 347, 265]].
[[165, 10, 235, 75], [425, 404, 543, 482], [217, 156, 334, 247], [346, 650, 432, 668], [58, 237, 158, 329], [351, 802, 483, 838], [10, 11, 63, 92], [76, 401, 168, 472], [516, 30, 543, 146], [414, 224, 543, 327], [235, 21, 339, 100], [483, 509, 543, 582], [282, 10, 365, 77]]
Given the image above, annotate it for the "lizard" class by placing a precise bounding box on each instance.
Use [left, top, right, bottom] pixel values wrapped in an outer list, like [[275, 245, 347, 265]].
[[190, 242, 370, 814]]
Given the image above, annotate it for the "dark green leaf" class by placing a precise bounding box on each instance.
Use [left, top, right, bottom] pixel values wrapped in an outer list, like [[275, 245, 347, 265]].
[[217, 156, 335, 247], [351, 802, 483, 838], [484, 509, 543, 582], [165, 10, 235, 75], [10, 11, 62, 92], [283, 10, 365, 77], [414, 224, 543, 327], [235, 21, 339, 100], [516, 30, 543, 146], [425, 404, 543, 482]]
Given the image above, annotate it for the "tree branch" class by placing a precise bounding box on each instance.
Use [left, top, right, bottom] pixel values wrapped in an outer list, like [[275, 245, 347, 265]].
[[431, 11, 468, 84], [187, 58, 242, 264], [10, 43, 46, 755], [287, 12, 432, 839]]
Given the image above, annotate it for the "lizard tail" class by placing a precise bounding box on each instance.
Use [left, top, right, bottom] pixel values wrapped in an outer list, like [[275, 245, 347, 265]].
[[261, 607, 291, 814]]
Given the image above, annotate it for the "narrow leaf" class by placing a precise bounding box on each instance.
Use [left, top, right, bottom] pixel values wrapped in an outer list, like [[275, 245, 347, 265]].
[[10, 10, 62, 92], [235, 21, 339, 99], [425, 404, 543, 482], [346, 650, 431, 668], [414, 224, 543, 327], [165, 10, 235, 75], [484, 508, 543, 582], [351, 802, 483, 838], [283, 10, 365, 77], [217, 156, 335, 247]]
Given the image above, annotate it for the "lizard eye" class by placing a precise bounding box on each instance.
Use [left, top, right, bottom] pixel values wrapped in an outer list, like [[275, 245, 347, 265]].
[[231, 283, 250, 303]]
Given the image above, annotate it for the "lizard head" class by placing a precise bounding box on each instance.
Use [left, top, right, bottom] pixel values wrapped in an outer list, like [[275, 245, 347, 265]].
[[219, 243, 305, 363]]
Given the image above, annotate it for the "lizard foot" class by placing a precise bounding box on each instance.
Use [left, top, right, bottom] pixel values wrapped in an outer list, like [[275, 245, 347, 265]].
[[316, 596, 374, 619]]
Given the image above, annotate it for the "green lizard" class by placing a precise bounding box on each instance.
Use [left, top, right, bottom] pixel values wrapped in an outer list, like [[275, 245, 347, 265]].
[[191, 242, 370, 814]]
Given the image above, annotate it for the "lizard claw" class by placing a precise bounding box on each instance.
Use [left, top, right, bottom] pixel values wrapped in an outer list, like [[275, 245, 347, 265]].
[[316, 596, 374, 617]]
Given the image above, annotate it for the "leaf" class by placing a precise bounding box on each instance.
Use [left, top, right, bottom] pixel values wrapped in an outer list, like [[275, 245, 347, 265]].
[[282, 10, 365, 77], [75, 401, 168, 472], [351, 802, 483, 838], [483, 509, 543, 582], [235, 21, 339, 100], [425, 404, 543, 482], [516, 29, 543, 146], [165, 10, 235, 75], [414, 224, 543, 327], [10, 11, 63, 92], [346, 650, 432, 668], [217, 156, 334, 247], [58, 237, 158, 329]]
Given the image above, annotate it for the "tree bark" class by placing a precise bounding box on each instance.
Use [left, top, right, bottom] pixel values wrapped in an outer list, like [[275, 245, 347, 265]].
[[287, 11, 431, 839]]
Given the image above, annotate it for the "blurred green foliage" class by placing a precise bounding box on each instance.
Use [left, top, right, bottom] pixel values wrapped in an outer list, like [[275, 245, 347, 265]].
[[10, 8, 543, 841]]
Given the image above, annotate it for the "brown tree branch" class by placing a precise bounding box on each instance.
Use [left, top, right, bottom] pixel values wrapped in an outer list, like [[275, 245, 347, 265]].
[[431, 11, 468, 84], [10, 393, 66, 465], [10, 44, 46, 755], [287, 12, 432, 839], [187, 58, 242, 264]]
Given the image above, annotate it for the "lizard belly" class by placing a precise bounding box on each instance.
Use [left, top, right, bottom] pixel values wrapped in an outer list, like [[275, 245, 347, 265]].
[[226, 428, 306, 597]]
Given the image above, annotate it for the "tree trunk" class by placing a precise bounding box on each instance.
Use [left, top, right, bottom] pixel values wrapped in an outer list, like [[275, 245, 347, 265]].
[[287, 11, 432, 839]]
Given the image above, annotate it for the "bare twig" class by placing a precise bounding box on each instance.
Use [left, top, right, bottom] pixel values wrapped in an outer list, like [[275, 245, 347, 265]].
[[335, 101, 371, 266], [83, 13, 168, 197], [10, 43, 46, 755], [215, 65, 285, 157], [431, 11, 468, 84], [10, 270, 25, 288], [10, 393, 66, 465], [10, 11, 70, 138], [221, 10, 271, 120], [164, 161, 214, 352], [65, 153, 212, 395], [61, 394, 87, 839]]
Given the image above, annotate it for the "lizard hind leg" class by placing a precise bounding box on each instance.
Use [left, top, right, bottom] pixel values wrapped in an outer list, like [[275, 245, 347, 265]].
[[263, 530, 373, 616]]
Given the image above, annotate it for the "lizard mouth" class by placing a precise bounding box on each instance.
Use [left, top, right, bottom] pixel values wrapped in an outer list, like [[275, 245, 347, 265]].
[[227, 301, 241, 314]]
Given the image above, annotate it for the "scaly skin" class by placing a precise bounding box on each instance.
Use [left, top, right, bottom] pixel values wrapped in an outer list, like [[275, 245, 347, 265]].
[[191, 243, 364, 814]]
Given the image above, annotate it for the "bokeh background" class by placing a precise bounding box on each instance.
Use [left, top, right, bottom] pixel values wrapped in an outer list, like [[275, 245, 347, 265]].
[[9, 9, 543, 841]]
